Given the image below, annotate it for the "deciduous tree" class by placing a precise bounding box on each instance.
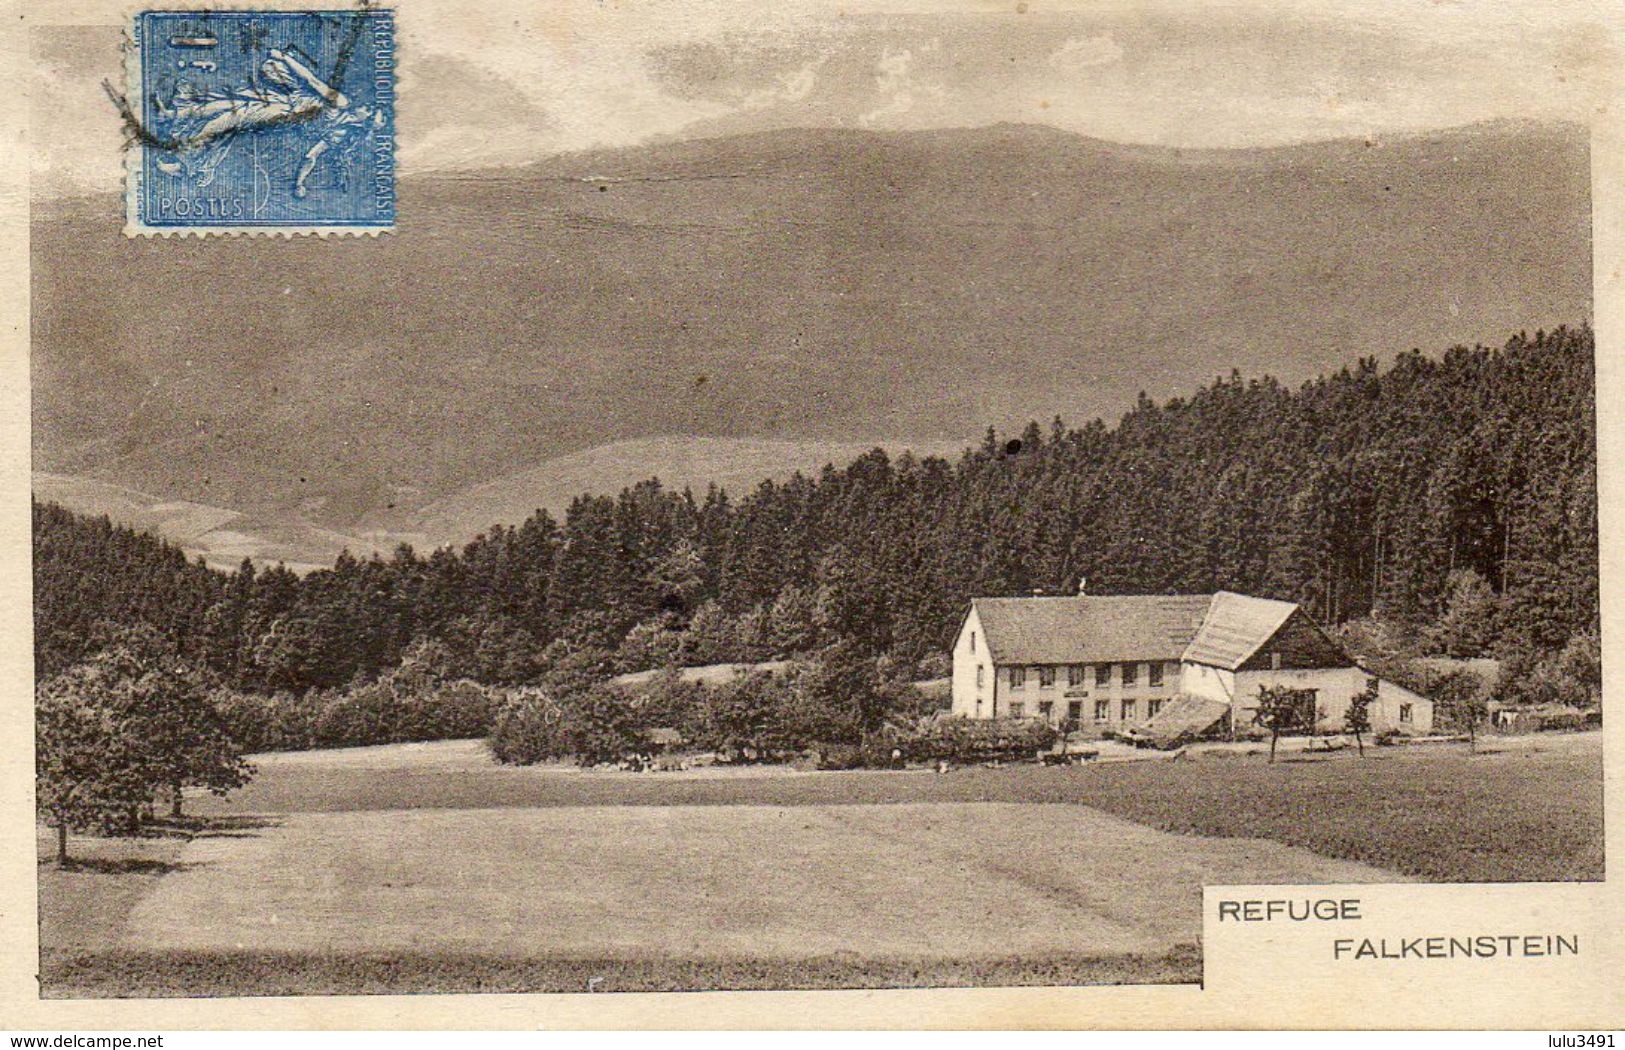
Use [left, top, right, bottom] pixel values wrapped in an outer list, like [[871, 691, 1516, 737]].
[[1432, 669, 1488, 752], [1253, 684, 1316, 763], [1343, 678, 1378, 756], [35, 634, 253, 860]]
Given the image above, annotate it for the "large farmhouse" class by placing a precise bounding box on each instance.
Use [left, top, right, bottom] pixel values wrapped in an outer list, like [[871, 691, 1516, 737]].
[[950, 589, 1432, 737]]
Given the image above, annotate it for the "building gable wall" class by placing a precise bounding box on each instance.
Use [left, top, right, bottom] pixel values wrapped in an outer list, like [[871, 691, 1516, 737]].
[[1236, 608, 1353, 672], [1181, 660, 1235, 704], [950, 605, 992, 718]]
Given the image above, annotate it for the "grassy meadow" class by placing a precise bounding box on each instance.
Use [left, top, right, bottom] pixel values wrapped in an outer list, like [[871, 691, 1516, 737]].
[[38, 733, 1602, 997], [188, 734, 1602, 883]]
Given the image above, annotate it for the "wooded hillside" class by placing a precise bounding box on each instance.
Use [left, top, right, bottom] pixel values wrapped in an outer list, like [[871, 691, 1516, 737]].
[[35, 327, 1597, 695]]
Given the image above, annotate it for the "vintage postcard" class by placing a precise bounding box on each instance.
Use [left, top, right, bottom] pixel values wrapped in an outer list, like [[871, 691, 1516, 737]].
[[3, 0, 1622, 1031]]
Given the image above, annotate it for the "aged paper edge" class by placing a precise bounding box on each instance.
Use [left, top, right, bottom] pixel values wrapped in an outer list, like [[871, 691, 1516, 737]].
[[1, 0, 1621, 1030]]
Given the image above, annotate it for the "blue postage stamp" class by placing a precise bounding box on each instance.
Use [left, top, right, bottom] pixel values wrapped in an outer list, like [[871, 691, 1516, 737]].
[[124, 8, 395, 234]]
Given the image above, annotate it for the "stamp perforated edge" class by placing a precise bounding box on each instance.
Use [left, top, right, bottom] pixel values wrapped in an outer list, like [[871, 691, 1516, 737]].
[[119, 4, 397, 238]]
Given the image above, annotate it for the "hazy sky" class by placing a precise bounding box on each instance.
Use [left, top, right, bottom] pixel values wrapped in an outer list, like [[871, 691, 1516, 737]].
[[30, 0, 1619, 194]]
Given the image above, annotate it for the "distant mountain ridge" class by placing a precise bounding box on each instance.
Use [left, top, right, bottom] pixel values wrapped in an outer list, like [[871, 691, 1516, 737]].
[[33, 120, 1591, 562], [402, 435, 968, 548], [35, 436, 969, 568], [31, 472, 380, 572]]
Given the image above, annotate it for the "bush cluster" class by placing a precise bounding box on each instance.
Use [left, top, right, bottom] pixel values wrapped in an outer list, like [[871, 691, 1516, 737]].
[[214, 641, 498, 752], [488, 683, 644, 766], [1496, 631, 1601, 710], [902, 715, 1059, 763], [489, 642, 942, 767]]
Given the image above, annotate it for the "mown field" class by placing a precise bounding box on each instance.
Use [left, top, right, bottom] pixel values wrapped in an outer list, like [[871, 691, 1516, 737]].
[[47, 801, 1398, 997], [191, 734, 1603, 883], [38, 734, 1602, 997]]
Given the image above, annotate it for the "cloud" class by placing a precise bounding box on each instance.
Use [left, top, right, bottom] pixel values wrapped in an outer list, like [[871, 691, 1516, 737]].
[[25, 2, 1609, 193], [738, 56, 826, 111], [860, 47, 918, 126], [397, 53, 554, 171], [28, 28, 129, 196], [1048, 33, 1124, 73]]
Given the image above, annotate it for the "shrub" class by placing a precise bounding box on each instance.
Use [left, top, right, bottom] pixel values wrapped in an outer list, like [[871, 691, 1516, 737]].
[[813, 737, 908, 770], [211, 689, 282, 753], [1521, 660, 1592, 708], [564, 646, 959, 763], [313, 682, 399, 747], [557, 684, 648, 765], [630, 668, 713, 746], [1536, 710, 1589, 733], [490, 681, 646, 767], [216, 689, 328, 752], [1555, 629, 1602, 699], [215, 668, 498, 755], [780, 656, 867, 747], [697, 670, 793, 753], [1497, 631, 1601, 712], [904, 716, 1057, 763], [488, 687, 565, 765], [395, 678, 495, 741], [812, 743, 865, 770]]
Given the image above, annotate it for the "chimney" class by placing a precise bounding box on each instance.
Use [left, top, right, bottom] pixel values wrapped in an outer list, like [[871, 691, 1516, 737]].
[[1077, 576, 1088, 596]]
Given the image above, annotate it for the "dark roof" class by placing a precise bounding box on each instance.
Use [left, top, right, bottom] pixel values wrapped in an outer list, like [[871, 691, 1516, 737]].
[[970, 590, 1312, 669], [1181, 591, 1300, 670], [972, 595, 1213, 665]]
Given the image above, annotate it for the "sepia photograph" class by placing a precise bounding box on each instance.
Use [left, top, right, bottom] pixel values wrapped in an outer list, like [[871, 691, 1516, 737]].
[[17, 0, 1612, 1014]]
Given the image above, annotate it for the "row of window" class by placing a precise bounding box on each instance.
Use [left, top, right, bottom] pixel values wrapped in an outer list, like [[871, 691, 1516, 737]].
[[1006, 698, 1168, 722], [996, 661, 1173, 690], [1004, 697, 1412, 726], [965, 632, 1174, 690]]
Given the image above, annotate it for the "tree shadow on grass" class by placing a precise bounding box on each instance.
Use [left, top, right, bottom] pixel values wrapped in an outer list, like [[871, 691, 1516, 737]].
[[43, 856, 200, 876], [140, 815, 283, 840]]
